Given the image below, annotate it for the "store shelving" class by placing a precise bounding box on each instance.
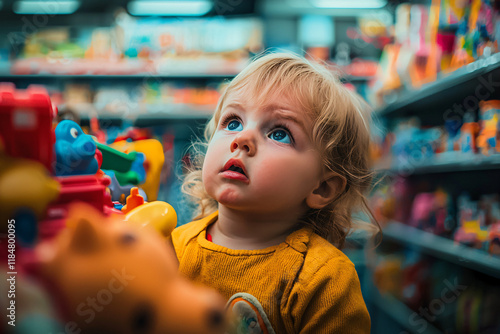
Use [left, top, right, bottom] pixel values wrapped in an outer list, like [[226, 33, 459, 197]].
[[1, 57, 249, 78], [0, 73, 237, 80], [383, 221, 500, 279], [85, 113, 210, 126], [80, 111, 211, 122], [79, 110, 212, 131], [375, 53, 500, 119], [343, 75, 375, 82], [376, 152, 500, 175], [371, 289, 443, 334], [75, 103, 213, 120]]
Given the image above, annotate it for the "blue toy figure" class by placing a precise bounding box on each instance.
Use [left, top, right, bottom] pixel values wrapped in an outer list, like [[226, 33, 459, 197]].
[[54, 120, 99, 176]]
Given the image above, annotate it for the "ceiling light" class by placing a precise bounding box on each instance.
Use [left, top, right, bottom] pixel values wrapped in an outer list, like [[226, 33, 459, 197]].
[[13, 1, 80, 14], [128, 0, 212, 16], [311, 0, 387, 9]]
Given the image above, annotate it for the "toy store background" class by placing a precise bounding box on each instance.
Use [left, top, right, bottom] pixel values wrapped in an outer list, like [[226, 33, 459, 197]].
[[1, 0, 500, 333]]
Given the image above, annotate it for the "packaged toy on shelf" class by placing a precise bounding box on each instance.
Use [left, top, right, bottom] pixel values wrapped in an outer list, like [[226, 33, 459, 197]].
[[373, 256, 404, 299], [477, 100, 500, 155], [454, 193, 492, 250], [409, 188, 455, 236], [443, 117, 462, 152], [458, 112, 480, 154], [391, 118, 442, 165], [400, 258, 430, 311], [489, 223, 500, 255], [456, 285, 500, 334], [370, 0, 500, 108], [369, 176, 414, 225]]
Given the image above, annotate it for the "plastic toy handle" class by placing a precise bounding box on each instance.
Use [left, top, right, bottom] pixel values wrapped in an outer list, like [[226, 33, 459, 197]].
[[124, 201, 177, 238]]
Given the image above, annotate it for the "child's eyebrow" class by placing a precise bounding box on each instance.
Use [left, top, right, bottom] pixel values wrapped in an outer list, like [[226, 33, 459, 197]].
[[223, 102, 307, 133], [265, 105, 307, 132], [224, 103, 245, 111]]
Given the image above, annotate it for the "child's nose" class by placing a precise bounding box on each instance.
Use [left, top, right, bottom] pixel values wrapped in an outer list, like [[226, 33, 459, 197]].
[[230, 131, 256, 156]]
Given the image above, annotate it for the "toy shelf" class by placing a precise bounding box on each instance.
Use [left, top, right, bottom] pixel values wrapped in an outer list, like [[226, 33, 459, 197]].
[[376, 152, 500, 175], [75, 103, 213, 121], [371, 289, 443, 334], [383, 222, 500, 279], [79, 111, 210, 140], [0, 57, 249, 78], [375, 53, 500, 119], [343, 75, 375, 82], [0, 73, 375, 82], [0, 73, 237, 80], [81, 112, 210, 121]]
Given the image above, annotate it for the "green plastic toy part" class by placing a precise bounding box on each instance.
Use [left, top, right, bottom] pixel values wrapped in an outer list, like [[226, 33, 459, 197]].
[[114, 170, 141, 186], [96, 142, 137, 173]]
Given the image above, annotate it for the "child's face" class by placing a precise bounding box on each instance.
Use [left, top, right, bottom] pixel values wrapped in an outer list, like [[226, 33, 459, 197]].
[[202, 88, 323, 216]]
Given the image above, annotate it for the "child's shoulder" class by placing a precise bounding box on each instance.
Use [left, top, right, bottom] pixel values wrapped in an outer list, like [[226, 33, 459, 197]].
[[173, 211, 217, 235], [171, 211, 218, 257], [299, 231, 356, 281]]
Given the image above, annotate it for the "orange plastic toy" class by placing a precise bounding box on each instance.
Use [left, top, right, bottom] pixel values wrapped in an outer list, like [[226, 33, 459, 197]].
[[36, 203, 226, 334], [121, 187, 145, 214]]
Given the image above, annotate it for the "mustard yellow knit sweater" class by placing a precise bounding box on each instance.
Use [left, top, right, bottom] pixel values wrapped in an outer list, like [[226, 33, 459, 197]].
[[172, 211, 370, 334]]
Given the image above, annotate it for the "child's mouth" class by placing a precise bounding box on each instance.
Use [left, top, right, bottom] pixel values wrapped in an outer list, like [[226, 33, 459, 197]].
[[226, 165, 246, 176], [221, 159, 249, 183]]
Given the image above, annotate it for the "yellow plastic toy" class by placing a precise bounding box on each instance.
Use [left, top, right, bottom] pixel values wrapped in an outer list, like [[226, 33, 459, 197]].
[[125, 200, 177, 239], [110, 139, 164, 201], [0, 155, 60, 224]]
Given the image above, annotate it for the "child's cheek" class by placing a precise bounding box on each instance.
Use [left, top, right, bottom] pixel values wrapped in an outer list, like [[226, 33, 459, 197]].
[[255, 157, 293, 188]]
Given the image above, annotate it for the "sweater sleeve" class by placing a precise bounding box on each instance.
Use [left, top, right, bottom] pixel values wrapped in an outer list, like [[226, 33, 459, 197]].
[[288, 258, 370, 334]]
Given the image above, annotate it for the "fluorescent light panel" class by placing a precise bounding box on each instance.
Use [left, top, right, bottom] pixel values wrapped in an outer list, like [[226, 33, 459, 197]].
[[13, 1, 80, 14], [128, 1, 212, 16], [312, 0, 387, 9]]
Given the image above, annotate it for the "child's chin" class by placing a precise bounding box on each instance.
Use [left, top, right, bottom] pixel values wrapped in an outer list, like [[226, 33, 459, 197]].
[[217, 191, 244, 206]]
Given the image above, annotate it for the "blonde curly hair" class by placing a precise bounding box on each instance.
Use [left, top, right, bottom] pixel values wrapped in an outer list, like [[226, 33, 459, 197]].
[[182, 52, 379, 249]]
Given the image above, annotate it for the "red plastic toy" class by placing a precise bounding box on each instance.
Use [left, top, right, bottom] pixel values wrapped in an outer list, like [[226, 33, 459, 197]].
[[39, 174, 120, 239], [0, 83, 57, 171]]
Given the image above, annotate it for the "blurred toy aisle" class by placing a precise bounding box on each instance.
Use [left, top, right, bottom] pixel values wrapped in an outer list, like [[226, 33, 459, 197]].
[[1, 0, 500, 333]]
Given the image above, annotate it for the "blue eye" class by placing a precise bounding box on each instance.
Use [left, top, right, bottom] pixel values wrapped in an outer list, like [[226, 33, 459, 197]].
[[269, 129, 291, 144], [225, 120, 243, 131]]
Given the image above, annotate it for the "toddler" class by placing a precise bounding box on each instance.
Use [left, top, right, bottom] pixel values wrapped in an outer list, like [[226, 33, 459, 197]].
[[172, 53, 377, 334]]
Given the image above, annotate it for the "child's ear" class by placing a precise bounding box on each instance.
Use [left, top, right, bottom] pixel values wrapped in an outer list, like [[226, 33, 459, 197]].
[[306, 172, 347, 210]]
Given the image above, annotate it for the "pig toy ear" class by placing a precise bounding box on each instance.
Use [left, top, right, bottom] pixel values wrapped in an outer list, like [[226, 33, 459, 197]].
[[69, 218, 100, 253], [65, 203, 103, 253]]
